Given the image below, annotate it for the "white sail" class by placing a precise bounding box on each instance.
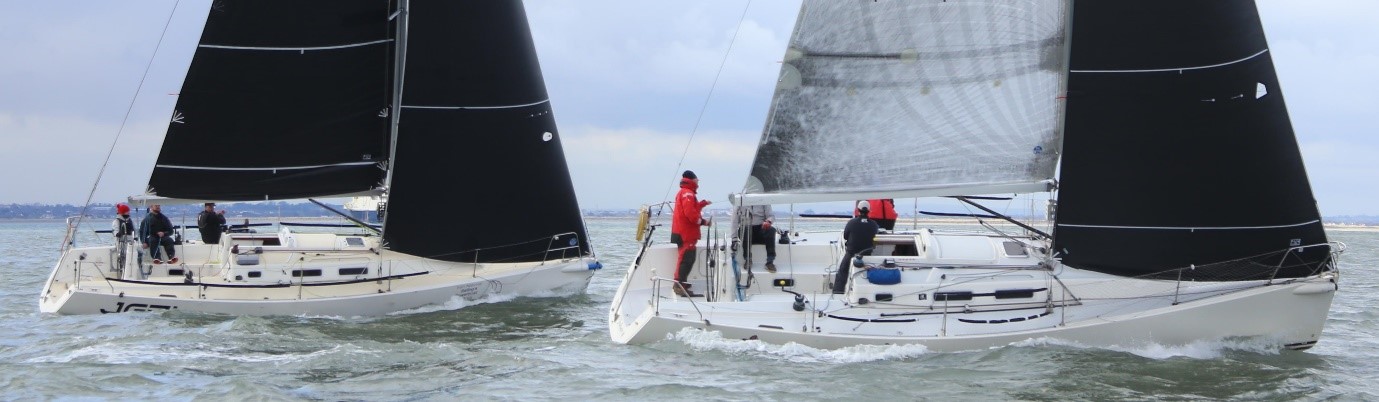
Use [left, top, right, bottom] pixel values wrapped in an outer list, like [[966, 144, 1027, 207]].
[[741, 0, 1067, 205]]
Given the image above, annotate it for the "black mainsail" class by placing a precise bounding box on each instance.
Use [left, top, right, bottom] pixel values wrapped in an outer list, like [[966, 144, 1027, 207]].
[[148, 1, 394, 201], [146, 0, 589, 263], [381, 1, 590, 263], [1053, 0, 1330, 279]]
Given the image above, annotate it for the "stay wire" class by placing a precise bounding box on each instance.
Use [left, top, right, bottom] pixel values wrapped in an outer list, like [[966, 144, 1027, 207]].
[[661, 0, 754, 205], [72, 0, 182, 245]]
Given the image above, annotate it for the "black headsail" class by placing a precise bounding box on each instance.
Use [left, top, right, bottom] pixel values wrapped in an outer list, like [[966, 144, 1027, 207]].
[[147, 1, 393, 201], [381, 0, 590, 263], [1053, 0, 1330, 279]]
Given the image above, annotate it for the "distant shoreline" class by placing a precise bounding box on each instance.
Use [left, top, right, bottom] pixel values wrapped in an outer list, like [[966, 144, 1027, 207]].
[[6, 215, 1377, 232]]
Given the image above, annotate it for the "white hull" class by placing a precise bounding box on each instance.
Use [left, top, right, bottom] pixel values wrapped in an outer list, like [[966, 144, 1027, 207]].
[[609, 227, 1338, 352], [42, 229, 598, 316]]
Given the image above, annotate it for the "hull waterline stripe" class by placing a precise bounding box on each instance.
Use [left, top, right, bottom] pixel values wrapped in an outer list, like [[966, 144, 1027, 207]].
[[402, 99, 549, 110], [1071, 49, 1268, 73], [1056, 219, 1319, 231], [104, 271, 429, 288], [200, 39, 393, 52], [155, 161, 377, 171]]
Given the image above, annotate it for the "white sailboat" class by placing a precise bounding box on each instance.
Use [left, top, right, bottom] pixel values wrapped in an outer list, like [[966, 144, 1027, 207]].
[[609, 0, 1343, 351], [40, 0, 601, 316]]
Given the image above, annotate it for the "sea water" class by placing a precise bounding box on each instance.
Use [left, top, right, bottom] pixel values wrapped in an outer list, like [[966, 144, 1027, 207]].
[[1, 218, 1376, 400]]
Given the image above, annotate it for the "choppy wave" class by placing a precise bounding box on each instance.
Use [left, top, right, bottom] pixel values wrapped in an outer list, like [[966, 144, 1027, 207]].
[[1007, 336, 1284, 359], [2, 218, 1375, 400], [669, 327, 931, 363]]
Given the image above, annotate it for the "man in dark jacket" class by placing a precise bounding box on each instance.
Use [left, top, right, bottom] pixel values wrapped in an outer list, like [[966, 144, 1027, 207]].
[[197, 203, 227, 244], [140, 204, 177, 264], [670, 170, 710, 297], [833, 201, 879, 293]]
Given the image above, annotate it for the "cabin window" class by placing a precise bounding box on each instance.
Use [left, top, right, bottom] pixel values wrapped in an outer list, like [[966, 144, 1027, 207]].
[[247, 271, 261, 278], [995, 289, 1037, 299], [1002, 241, 1028, 257], [291, 269, 322, 277], [934, 291, 973, 301], [168, 269, 184, 276], [339, 267, 368, 276], [345, 237, 364, 247]]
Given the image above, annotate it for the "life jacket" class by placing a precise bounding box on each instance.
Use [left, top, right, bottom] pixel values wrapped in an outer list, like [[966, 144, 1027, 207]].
[[866, 199, 897, 220]]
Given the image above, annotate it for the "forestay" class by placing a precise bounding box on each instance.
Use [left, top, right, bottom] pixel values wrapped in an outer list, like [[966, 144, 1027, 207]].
[[740, 0, 1067, 206]]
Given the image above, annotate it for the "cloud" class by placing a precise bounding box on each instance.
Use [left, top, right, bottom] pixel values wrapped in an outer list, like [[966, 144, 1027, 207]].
[[561, 125, 759, 209], [1299, 140, 1379, 216], [0, 0, 1375, 216], [0, 112, 166, 204]]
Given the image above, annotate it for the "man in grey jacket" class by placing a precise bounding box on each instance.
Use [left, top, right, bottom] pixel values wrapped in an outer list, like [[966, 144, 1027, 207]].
[[745, 204, 777, 272]]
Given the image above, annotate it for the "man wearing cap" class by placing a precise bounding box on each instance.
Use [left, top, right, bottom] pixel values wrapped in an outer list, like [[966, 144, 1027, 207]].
[[197, 203, 227, 245], [670, 170, 711, 297], [833, 201, 879, 294]]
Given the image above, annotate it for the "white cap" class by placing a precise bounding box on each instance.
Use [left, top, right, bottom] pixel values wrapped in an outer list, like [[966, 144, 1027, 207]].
[[857, 201, 870, 211]]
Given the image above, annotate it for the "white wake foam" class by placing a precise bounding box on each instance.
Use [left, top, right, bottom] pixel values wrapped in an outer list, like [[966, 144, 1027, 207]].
[[669, 328, 930, 363], [1008, 336, 1284, 359]]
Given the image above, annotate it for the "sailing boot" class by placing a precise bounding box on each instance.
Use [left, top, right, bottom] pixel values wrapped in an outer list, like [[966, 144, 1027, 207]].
[[673, 282, 701, 298]]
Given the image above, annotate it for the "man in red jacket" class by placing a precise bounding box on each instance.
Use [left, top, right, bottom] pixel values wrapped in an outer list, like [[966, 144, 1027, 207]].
[[671, 170, 710, 297]]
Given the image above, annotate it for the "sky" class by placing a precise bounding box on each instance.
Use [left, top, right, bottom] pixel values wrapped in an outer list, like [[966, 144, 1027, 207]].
[[0, 1, 1376, 216]]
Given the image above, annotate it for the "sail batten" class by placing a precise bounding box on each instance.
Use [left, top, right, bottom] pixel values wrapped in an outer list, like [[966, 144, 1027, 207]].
[[744, 0, 1068, 200], [198, 38, 393, 51], [155, 161, 378, 171], [1070, 49, 1270, 74], [401, 99, 549, 110]]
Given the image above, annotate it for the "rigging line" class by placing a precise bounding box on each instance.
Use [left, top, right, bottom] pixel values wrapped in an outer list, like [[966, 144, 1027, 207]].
[[661, 0, 754, 204], [72, 0, 181, 248]]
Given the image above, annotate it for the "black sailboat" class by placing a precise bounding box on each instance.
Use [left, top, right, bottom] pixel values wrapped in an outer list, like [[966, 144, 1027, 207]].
[[43, 0, 598, 316]]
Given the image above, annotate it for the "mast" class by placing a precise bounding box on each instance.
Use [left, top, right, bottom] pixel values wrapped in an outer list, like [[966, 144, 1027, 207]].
[[380, 0, 410, 236]]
